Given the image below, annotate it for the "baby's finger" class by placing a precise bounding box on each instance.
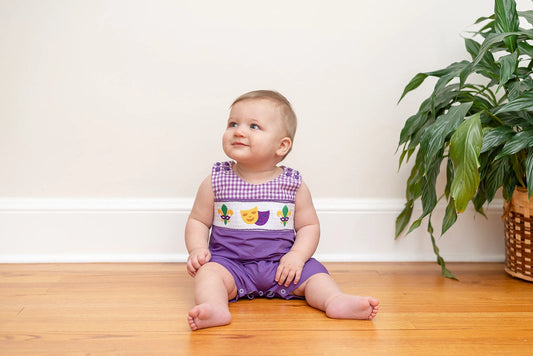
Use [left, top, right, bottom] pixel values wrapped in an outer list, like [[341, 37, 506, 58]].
[[277, 266, 290, 286], [191, 256, 203, 270], [203, 250, 212, 264], [284, 270, 296, 287], [277, 267, 291, 286], [275, 265, 284, 283], [293, 269, 302, 285], [186, 262, 196, 277], [197, 254, 206, 265]]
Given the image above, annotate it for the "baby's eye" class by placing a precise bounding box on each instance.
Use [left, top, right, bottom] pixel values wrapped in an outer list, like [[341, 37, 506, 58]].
[[228, 122, 238, 128], [250, 123, 260, 130]]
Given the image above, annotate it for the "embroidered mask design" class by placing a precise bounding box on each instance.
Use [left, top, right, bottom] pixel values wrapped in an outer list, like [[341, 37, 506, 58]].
[[256, 210, 270, 226], [240, 207, 270, 226], [240, 207, 259, 224]]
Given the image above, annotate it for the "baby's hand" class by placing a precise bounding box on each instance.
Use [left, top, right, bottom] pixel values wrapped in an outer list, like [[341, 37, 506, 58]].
[[275, 251, 306, 287], [187, 248, 211, 277]]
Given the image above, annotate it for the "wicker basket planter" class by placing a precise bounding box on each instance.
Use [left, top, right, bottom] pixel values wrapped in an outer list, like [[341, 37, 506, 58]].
[[503, 187, 533, 282]]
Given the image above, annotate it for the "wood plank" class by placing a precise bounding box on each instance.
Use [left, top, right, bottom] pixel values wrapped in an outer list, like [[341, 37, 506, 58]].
[[1, 262, 533, 355]]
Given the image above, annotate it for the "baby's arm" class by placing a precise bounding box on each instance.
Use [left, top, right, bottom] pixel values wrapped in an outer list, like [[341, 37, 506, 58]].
[[275, 181, 320, 287], [185, 174, 214, 277]]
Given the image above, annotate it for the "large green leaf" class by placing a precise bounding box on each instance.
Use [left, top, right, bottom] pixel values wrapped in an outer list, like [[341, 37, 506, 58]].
[[442, 198, 458, 235], [398, 73, 429, 103], [495, 91, 533, 114], [472, 31, 526, 68], [399, 111, 426, 147], [498, 51, 518, 88], [398, 146, 415, 168], [497, 111, 533, 127], [503, 173, 518, 201], [428, 218, 457, 280], [445, 158, 454, 199], [431, 61, 471, 93], [420, 103, 473, 168], [484, 156, 511, 201], [405, 156, 424, 201], [464, 38, 481, 60], [481, 126, 516, 153], [465, 38, 499, 82], [420, 158, 441, 219], [494, 0, 519, 52], [407, 218, 422, 235], [513, 154, 527, 187], [474, 17, 496, 39], [496, 127, 533, 158], [398, 95, 437, 148], [449, 113, 483, 212], [518, 41, 533, 59], [459, 86, 498, 110], [395, 202, 413, 238], [506, 76, 533, 101], [472, 183, 488, 216], [398, 61, 472, 104]]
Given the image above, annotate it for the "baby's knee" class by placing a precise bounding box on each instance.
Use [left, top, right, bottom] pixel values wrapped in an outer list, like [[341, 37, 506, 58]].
[[196, 262, 237, 296]]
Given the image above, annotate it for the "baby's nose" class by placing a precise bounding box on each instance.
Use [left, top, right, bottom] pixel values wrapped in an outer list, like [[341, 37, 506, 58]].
[[234, 127, 246, 136]]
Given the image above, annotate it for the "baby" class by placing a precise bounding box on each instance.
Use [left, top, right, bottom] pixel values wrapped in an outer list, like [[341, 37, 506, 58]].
[[185, 90, 379, 330]]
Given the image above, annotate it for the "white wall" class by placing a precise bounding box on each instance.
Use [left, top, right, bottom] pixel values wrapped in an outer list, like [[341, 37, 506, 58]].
[[1, 0, 527, 263]]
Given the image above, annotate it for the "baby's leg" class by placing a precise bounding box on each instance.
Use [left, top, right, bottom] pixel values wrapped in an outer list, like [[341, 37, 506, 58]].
[[294, 273, 379, 320], [187, 262, 237, 331]]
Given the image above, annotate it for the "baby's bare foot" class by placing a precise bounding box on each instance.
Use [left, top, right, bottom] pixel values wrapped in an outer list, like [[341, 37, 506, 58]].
[[187, 303, 232, 331], [325, 294, 379, 320]]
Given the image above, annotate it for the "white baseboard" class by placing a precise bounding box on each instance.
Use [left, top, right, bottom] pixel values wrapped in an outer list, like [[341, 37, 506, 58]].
[[0, 198, 506, 263]]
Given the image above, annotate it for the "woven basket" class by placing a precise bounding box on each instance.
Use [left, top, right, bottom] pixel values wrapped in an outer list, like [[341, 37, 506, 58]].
[[503, 187, 533, 282]]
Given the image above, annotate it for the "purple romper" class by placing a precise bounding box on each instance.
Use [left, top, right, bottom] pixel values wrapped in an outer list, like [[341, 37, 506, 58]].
[[209, 161, 328, 302]]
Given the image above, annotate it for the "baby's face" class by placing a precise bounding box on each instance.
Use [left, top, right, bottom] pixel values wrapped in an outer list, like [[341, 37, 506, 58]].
[[223, 99, 290, 166]]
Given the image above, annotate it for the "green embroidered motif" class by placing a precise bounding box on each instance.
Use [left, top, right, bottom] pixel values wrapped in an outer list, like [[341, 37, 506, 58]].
[[218, 204, 233, 225], [277, 205, 291, 226]]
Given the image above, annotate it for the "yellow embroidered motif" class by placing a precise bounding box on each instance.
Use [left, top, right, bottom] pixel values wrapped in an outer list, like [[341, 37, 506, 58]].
[[240, 207, 270, 226], [240, 207, 259, 224]]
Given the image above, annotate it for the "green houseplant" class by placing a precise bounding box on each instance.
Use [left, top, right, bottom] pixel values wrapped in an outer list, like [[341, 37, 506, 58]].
[[396, 0, 533, 279]]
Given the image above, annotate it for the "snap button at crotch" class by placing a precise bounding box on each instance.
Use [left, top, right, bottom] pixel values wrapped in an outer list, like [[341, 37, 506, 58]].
[[280, 289, 287, 295], [266, 291, 275, 298], [239, 289, 245, 295], [247, 292, 255, 300], [258, 291, 264, 297]]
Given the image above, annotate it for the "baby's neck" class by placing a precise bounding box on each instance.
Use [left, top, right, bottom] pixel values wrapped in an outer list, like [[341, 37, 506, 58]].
[[232, 162, 283, 185]]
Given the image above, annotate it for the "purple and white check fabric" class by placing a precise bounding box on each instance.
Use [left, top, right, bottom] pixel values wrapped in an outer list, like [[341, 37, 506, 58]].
[[212, 161, 301, 203]]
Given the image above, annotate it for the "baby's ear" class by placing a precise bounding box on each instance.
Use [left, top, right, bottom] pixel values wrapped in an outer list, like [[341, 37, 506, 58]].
[[276, 137, 292, 157]]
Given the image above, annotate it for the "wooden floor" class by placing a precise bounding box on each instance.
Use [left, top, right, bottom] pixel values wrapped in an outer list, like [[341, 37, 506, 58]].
[[1, 262, 533, 355]]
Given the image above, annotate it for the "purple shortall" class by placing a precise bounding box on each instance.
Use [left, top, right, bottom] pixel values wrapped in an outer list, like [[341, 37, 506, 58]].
[[209, 161, 328, 302]]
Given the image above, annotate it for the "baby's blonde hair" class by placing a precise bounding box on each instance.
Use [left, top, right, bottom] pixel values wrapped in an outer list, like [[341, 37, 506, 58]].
[[231, 90, 297, 156]]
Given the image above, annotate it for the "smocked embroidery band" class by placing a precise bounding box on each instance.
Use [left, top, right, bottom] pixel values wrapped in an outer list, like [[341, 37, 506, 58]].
[[213, 201, 295, 230]]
